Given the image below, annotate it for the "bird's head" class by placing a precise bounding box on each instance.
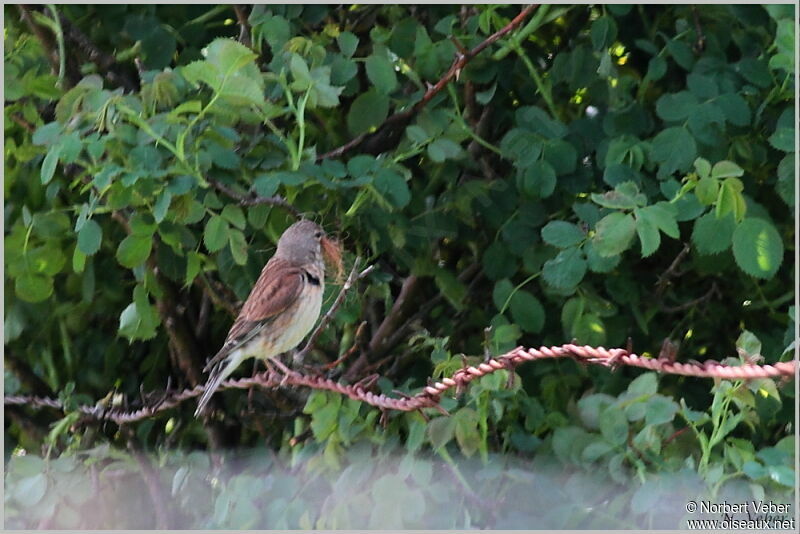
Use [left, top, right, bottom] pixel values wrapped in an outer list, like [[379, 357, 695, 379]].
[[277, 219, 343, 278]]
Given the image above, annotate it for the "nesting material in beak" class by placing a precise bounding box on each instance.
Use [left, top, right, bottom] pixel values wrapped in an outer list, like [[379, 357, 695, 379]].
[[321, 235, 344, 281]]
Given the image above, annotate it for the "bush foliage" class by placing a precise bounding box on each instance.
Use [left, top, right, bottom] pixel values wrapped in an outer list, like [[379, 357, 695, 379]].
[[4, 4, 795, 529]]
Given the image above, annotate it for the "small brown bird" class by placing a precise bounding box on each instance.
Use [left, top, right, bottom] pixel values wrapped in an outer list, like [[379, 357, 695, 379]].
[[195, 219, 338, 416]]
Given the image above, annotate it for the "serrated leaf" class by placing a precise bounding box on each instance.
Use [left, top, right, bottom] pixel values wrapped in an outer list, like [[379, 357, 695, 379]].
[[347, 89, 389, 136], [693, 157, 711, 178], [41, 145, 61, 184], [77, 219, 102, 255], [228, 228, 248, 265], [692, 211, 736, 255], [732, 218, 784, 279], [711, 160, 744, 179], [221, 205, 246, 230], [541, 221, 585, 248], [365, 54, 397, 94], [590, 181, 646, 209], [542, 246, 587, 289], [337, 31, 359, 57], [651, 127, 696, 176], [635, 208, 660, 257], [204, 215, 229, 253], [715, 177, 747, 222], [116, 235, 153, 268], [593, 212, 636, 257], [695, 176, 719, 205], [509, 290, 545, 333], [590, 16, 617, 50], [492, 279, 514, 311]]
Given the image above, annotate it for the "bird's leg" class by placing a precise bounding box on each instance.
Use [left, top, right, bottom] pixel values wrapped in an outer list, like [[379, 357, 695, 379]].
[[247, 359, 262, 411]]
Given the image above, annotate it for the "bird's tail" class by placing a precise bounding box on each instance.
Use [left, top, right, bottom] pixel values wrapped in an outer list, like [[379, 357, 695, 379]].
[[194, 350, 244, 417]]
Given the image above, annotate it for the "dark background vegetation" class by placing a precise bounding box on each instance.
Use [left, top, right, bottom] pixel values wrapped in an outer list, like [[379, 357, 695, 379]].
[[4, 4, 795, 529]]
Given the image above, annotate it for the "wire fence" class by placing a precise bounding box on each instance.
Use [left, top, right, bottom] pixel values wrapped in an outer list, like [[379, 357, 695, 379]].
[[5, 343, 796, 424]]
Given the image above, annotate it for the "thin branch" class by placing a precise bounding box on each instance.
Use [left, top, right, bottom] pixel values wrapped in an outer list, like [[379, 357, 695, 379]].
[[294, 258, 372, 362], [207, 176, 301, 218], [232, 5, 251, 47], [317, 4, 540, 161]]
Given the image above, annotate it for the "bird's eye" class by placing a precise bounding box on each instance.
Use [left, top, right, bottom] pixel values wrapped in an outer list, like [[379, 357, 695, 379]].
[[315, 231, 323, 239]]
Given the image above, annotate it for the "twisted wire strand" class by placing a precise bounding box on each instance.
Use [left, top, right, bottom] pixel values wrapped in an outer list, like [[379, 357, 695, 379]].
[[5, 344, 796, 424]]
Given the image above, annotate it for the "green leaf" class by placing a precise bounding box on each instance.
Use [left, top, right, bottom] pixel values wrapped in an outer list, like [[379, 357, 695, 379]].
[[153, 191, 172, 224], [221, 205, 247, 230], [732, 218, 784, 279], [427, 416, 456, 449], [516, 106, 568, 139], [228, 229, 248, 265], [365, 54, 397, 94], [492, 279, 514, 311], [482, 242, 517, 281], [501, 129, 542, 166], [639, 202, 679, 238], [542, 246, 587, 289], [645, 395, 678, 425], [584, 240, 621, 273], [711, 160, 744, 179], [693, 157, 711, 178], [692, 211, 736, 255], [116, 235, 153, 268], [651, 127, 696, 176], [427, 138, 463, 162], [635, 208, 660, 257], [204, 215, 229, 253], [374, 169, 410, 208], [519, 160, 556, 198], [695, 176, 719, 205], [599, 407, 629, 445], [776, 154, 795, 207], [627, 372, 657, 396], [590, 16, 617, 50], [337, 31, 359, 57], [646, 56, 667, 81], [715, 177, 747, 222], [768, 128, 794, 152], [40, 145, 61, 184], [590, 181, 646, 209], [347, 89, 389, 136], [15, 273, 54, 302], [289, 54, 311, 88], [541, 221, 585, 248], [32, 121, 63, 145], [454, 408, 481, 457], [509, 290, 545, 333], [77, 219, 102, 255], [655, 91, 698, 121], [593, 212, 636, 257]]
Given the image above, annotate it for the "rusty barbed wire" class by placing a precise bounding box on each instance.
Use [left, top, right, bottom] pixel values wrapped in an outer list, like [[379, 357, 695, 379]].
[[5, 344, 796, 424]]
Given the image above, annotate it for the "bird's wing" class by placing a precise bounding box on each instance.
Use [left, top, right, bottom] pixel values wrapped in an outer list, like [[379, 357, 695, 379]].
[[203, 258, 306, 371]]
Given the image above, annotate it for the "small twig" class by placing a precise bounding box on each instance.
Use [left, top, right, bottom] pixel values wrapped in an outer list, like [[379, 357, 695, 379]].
[[208, 176, 301, 218], [9, 113, 36, 133], [660, 282, 719, 314], [317, 4, 539, 161], [232, 5, 251, 47], [655, 243, 691, 295], [322, 321, 368, 370], [295, 258, 369, 362]]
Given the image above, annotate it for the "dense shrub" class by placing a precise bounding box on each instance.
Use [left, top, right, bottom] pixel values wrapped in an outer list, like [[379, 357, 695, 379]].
[[4, 4, 795, 528]]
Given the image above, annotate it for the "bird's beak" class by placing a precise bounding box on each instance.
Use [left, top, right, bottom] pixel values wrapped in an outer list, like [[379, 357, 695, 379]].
[[321, 235, 344, 281]]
